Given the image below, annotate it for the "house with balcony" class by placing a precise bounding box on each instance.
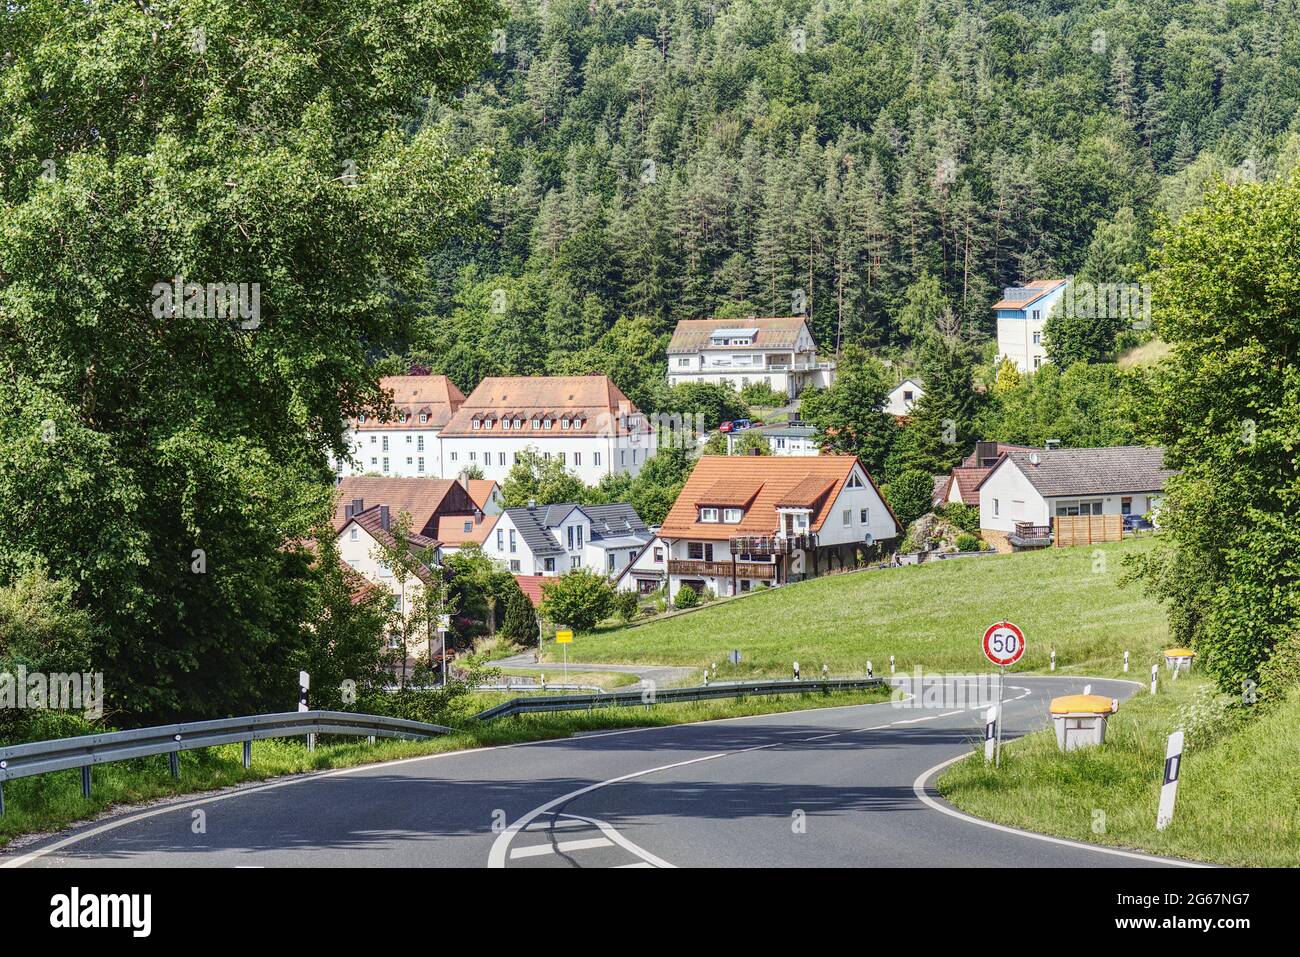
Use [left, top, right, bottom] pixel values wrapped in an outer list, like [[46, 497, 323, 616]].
[[615, 535, 669, 593], [438, 375, 657, 486], [656, 456, 900, 602], [666, 317, 835, 398], [976, 446, 1174, 551], [725, 421, 819, 456], [994, 279, 1070, 373], [483, 502, 653, 579], [336, 374, 466, 478]]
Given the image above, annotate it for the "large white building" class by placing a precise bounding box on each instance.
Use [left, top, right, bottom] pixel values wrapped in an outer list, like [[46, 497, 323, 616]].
[[666, 317, 835, 398], [656, 455, 901, 601], [336, 375, 466, 478], [438, 376, 657, 485], [994, 279, 1070, 373], [483, 502, 653, 579]]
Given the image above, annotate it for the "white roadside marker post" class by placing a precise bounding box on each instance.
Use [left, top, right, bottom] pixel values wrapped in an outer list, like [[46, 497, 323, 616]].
[[890, 655, 895, 675], [866, 660, 873, 678], [1123, 650, 1130, 673], [1083, 684, 1091, 695], [1050, 649, 1056, 672], [299, 670, 313, 751], [984, 705, 998, 764], [1156, 730, 1185, 830], [1150, 663, 1159, 695]]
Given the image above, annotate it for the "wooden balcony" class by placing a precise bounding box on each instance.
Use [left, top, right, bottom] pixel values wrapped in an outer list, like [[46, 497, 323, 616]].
[[1008, 521, 1052, 548], [729, 533, 818, 555], [668, 560, 776, 580]]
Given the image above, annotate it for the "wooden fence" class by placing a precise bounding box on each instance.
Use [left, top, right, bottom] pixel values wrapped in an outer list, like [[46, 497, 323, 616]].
[[1054, 514, 1124, 547]]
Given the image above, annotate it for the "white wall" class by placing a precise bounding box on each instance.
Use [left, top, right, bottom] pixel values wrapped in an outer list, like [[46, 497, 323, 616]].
[[336, 428, 442, 478], [978, 460, 1052, 531], [996, 284, 1068, 373], [337, 523, 435, 657], [440, 432, 658, 485], [616, 538, 667, 593], [884, 381, 924, 417]]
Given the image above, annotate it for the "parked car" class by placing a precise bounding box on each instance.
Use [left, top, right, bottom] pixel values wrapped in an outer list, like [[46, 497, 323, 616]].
[[731, 418, 753, 430], [1123, 514, 1153, 532], [719, 420, 734, 433]]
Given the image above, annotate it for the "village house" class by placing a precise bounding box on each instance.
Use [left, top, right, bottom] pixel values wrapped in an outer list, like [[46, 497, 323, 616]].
[[437, 375, 657, 485], [483, 502, 653, 579], [656, 456, 900, 602], [884, 378, 925, 417], [976, 446, 1173, 550], [614, 535, 669, 594], [726, 421, 820, 456], [994, 278, 1070, 373], [335, 374, 466, 478], [666, 317, 835, 398], [934, 440, 1040, 507]]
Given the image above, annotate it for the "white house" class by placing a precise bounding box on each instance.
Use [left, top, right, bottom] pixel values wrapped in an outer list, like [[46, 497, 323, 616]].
[[336, 374, 466, 478], [437, 376, 657, 485], [884, 378, 924, 417], [994, 279, 1070, 373], [666, 317, 835, 398], [614, 535, 669, 593], [726, 421, 820, 456], [483, 502, 653, 579], [976, 446, 1173, 548], [656, 455, 901, 601]]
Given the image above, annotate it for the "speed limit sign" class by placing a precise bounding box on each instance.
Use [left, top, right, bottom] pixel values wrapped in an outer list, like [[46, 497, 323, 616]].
[[983, 621, 1026, 667]]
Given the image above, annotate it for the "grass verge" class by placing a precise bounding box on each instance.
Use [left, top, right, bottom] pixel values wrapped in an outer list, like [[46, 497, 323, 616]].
[[0, 685, 889, 850], [937, 678, 1300, 866], [551, 537, 1168, 679]]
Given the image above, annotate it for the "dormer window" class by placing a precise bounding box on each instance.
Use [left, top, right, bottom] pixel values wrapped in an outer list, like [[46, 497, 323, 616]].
[[560, 417, 570, 430], [358, 414, 366, 424], [472, 418, 481, 431], [543, 418, 553, 430], [419, 412, 428, 424], [501, 418, 511, 431], [513, 417, 523, 430], [699, 507, 719, 522], [531, 417, 540, 429], [723, 508, 743, 523]]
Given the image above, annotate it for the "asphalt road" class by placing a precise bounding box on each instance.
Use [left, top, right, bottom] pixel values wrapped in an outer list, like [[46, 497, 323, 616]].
[[3, 675, 1196, 868]]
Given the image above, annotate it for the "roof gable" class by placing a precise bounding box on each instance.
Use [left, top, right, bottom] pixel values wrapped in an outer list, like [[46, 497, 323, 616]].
[[976, 446, 1175, 498], [667, 317, 812, 353]]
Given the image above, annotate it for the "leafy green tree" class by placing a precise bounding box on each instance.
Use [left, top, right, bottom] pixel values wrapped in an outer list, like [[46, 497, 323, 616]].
[[0, 1, 499, 721], [890, 332, 982, 474], [500, 450, 586, 508], [539, 569, 616, 633], [1132, 171, 1300, 695], [884, 469, 936, 530], [798, 346, 897, 473], [661, 382, 749, 432], [613, 590, 639, 624], [731, 431, 772, 455]]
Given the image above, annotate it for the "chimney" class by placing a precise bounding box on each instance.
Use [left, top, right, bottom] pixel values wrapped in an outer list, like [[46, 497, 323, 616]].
[[527, 499, 537, 511], [344, 503, 355, 520], [1045, 439, 1061, 451], [975, 440, 998, 466], [379, 505, 390, 530]]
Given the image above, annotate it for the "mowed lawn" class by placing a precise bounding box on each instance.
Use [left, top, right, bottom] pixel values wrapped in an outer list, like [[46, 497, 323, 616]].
[[553, 537, 1169, 678]]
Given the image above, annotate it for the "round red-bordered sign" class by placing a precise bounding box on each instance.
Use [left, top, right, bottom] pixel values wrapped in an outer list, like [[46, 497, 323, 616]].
[[983, 621, 1025, 667]]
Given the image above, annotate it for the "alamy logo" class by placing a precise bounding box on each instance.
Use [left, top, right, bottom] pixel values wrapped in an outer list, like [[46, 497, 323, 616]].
[[151, 275, 261, 329], [49, 887, 151, 937]]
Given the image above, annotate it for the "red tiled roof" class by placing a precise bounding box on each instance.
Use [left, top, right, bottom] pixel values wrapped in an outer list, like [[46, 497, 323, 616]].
[[435, 512, 498, 546], [465, 479, 498, 511], [440, 376, 651, 437], [333, 477, 475, 537], [949, 467, 991, 505], [514, 574, 547, 608], [353, 375, 465, 430], [659, 455, 900, 541]]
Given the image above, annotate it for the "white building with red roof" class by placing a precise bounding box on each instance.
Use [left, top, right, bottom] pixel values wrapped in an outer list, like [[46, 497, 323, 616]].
[[994, 278, 1070, 372], [666, 317, 835, 397], [337, 374, 466, 479], [438, 375, 657, 485]]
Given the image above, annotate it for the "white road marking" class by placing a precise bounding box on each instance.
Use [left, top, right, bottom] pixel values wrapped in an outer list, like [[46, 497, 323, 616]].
[[558, 812, 675, 868], [911, 752, 1207, 867], [510, 837, 613, 859], [525, 818, 588, 831]]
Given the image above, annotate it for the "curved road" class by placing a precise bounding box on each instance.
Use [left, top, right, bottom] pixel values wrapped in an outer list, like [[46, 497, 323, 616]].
[[2, 675, 1196, 868]]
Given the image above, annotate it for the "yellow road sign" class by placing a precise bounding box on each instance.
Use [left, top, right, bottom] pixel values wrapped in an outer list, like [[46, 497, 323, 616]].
[[555, 630, 573, 644]]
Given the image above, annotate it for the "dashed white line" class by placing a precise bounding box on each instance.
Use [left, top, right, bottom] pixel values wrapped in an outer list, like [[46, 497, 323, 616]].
[[510, 837, 614, 859]]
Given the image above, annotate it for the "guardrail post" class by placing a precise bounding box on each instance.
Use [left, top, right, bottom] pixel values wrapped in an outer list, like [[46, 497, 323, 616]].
[[367, 735, 375, 745], [168, 752, 179, 779], [81, 765, 92, 799], [242, 740, 252, 768], [0, 781, 5, 817]]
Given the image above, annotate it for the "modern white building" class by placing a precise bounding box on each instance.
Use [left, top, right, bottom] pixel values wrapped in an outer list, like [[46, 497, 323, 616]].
[[656, 455, 900, 601], [437, 376, 658, 485], [336, 375, 466, 478], [614, 535, 669, 594], [977, 446, 1173, 546], [483, 502, 653, 579], [726, 421, 819, 456], [666, 317, 835, 398], [994, 279, 1070, 373], [884, 378, 924, 417]]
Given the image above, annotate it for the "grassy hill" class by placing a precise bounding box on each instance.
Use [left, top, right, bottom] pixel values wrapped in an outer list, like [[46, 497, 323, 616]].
[[551, 537, 1169, 679]]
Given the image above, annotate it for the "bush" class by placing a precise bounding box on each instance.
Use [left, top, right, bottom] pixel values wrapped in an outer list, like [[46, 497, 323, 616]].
[[935, 501, 981, 535], [739, 382, 788, 407], [674, 584, 700, 609], [499, 584, 540, 646], [538, 568, 616, 633], [885, 469, 937, 529], [955, 533, 984, 552], [614, 590, 639, 623]]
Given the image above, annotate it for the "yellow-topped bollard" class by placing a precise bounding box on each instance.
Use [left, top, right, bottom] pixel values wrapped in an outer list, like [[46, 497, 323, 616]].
[[1050, 694, 1119, 751], [1162, 647, 1197, 674]]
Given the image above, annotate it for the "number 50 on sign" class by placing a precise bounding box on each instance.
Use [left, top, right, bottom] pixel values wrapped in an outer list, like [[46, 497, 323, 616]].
[[982, 621, 1025, 667]]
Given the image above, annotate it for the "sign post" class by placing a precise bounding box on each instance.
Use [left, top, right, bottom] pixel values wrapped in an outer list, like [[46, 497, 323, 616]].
[[982, 621, 1026, 768], [555, 630, 573, 682], [1156, 730, 1185, 830]]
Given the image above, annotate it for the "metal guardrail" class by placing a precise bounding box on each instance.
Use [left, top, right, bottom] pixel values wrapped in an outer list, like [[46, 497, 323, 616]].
[[472, 677, 884, 721], [474, 683, 604, 693], [0, 710, 453, 814]]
